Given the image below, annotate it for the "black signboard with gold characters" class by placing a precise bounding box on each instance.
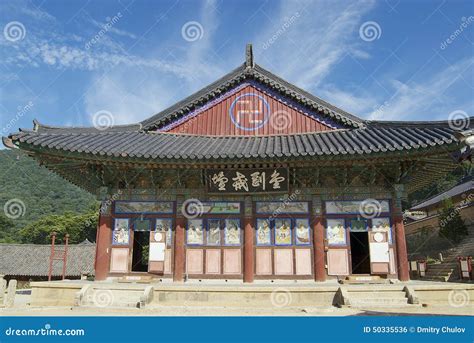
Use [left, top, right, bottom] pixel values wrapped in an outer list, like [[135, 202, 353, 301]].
[[206, 168, 289, 193]]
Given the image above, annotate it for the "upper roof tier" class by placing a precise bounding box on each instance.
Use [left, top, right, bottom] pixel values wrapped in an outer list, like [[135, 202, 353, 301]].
[[3, 44, 473, 162]]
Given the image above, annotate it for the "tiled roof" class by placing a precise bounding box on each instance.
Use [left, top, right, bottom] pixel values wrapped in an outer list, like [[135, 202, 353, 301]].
[[5, 121, 465, 163], [411, 178, 474, 210], [140, 62, 364, 130], [0, 241, 95, 277]]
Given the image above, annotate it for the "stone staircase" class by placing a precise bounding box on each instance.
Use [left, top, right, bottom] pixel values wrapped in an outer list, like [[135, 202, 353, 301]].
[[75, 284, 154, 308], [334, 285, 417, 308], [423, 227, 474, 282]]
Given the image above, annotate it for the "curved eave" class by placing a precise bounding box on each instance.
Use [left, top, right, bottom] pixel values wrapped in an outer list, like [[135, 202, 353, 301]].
[[11, 138, 461, 166]]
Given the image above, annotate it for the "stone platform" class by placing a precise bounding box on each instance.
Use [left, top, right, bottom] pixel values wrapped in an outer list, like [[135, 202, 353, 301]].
[[25, 279, 474, 313]]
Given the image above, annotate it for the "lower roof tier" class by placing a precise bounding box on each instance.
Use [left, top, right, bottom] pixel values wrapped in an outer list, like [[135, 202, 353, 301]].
[[4, 121, 469, 163]]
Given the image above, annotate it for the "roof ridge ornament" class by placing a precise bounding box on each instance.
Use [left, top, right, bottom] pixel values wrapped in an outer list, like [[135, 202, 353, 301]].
[[245, 43, 254, 68]]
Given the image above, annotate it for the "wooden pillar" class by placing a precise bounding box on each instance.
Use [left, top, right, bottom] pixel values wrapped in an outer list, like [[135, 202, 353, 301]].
[[243, 216, 254, 283], [173, 216, 186, 282], [95, 214, 112, 281], [394, 215, 410, 281], [392, 184, 409, 282], [313, 216, 326, 282]]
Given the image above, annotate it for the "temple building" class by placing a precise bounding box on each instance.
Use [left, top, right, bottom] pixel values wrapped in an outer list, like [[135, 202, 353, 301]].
[[3, 45, 471, 283]]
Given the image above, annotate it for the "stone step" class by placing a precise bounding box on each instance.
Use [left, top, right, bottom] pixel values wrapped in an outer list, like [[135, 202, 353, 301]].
[[425, 271, 455, 275], [422, 276, 449, 282], [349, 298, 409, 307], [424, 272, 450, 276], [82, 301, 139, 308], [425, 270, 454, 275], [427, 264, 457, 269], [425, 268, 454, 273], [426, 268, 453, 272], [80, 289, 143, 308], [349, 291, 407, 299]]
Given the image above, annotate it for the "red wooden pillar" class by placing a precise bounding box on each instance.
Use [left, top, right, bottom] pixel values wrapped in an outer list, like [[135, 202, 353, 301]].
[[394, 215, 410, 281], [243, 216, 254, 283], [95, 214, 112, 281], [48, 232, 56, 281], [313, 216, 326, 282], [173, 216, 186, 282]]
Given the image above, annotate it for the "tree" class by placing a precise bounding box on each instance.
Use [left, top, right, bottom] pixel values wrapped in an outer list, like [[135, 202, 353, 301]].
[[0, 215, 16, 243], [438, 199, 468, 244], [17, 210, 99, 244]]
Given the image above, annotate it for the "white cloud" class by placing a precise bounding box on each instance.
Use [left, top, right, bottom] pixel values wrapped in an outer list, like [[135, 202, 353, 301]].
[[368, 57, 474, 121], [84, 0, 227, 126], [318, 85, 378, 115], [84, 70, 180, 125], [254, 0, 376, 89]]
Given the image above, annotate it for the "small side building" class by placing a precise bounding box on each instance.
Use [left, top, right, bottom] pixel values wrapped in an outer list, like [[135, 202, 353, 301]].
[[0, 240, 96, 287], [405, 178, 473, 258]]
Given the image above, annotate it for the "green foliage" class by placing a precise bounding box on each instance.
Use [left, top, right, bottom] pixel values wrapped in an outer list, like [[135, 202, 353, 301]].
[[0, 215, 15, 243], [18, 209, 99, 244], [438, 198, 468, 244], [0, 149, 97, 242]]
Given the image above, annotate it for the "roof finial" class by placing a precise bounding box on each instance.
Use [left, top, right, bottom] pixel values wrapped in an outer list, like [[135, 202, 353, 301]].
[[245, 43, 254, 68]]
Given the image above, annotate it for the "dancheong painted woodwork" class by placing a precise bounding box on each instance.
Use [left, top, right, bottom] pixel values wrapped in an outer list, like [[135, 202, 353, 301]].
[[3, 44, 472, 283]]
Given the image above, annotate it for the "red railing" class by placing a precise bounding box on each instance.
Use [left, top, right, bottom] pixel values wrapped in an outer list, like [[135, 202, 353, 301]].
[[48, 232, 69, 281]]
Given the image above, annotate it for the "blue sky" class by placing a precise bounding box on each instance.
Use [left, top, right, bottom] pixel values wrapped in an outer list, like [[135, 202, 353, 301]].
[[0, 0, 473, 138]]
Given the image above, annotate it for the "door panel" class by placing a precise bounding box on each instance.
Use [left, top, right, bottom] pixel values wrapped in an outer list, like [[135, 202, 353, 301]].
[[274, 249, 293, 275], [327, 249, 349, 275], [369, 231, 390, 274], [186, 249, 204, 274], [205, 249, 221, 274], [149, 230, 165, 273], [295, 249, 312, 275], [256, 249, 272, 275], [223, 249, 241, 274], [110, 248, 129, 273]]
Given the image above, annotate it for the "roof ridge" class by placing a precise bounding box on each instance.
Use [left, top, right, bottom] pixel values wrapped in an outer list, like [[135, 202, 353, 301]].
[[252, 64, 363, 125], [140, 63, 247, 129], [32, 119, 142, 133], [366, 118, 474, 128], [140, 46, 365, 130]]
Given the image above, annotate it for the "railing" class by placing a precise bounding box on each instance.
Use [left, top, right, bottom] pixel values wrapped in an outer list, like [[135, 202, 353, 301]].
[[48, 232, 70, 281]]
